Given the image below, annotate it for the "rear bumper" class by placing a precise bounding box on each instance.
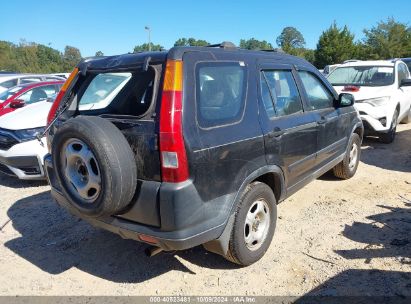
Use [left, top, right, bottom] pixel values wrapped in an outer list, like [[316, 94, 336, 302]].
[[0, 139, 47, 179], [44, 154, 231, 251]]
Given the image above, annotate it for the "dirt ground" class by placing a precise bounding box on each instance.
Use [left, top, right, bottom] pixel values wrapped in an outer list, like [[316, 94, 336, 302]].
[[0, 124, 410, 297]]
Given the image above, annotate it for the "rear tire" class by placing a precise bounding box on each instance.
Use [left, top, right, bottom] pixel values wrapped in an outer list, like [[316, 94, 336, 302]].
[[52, 116, 137, 218], [380, 110, 399, 144], [333, 133, 361, 180], [225, 182, 277, 266]]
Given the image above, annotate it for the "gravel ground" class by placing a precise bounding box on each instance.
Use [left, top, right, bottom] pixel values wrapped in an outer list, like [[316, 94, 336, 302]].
[[0, 124, 410, 297]]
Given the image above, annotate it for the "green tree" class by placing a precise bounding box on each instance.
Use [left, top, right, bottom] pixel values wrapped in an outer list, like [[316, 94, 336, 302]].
[[63, 45, 82, 70], [314, 23, 358, 68], [239, 38, 273, 50], [276, 27, 306, 53], [174, 38, 209, 47], [133, 43, 164, 52], [363, 18, 411, 59], [95, 51, 104, 56]]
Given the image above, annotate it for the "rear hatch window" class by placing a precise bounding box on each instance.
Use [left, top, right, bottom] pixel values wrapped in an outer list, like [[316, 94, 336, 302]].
[[75, 67, 157, 118]]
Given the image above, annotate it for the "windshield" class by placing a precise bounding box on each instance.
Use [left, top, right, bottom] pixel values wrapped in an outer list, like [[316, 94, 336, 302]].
[[0, 86, 23, 103], [328, 66, 394, 86]]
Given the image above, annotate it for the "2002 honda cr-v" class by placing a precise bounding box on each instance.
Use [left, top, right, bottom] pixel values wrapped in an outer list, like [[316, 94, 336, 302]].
[[44, 42, 363, 265]]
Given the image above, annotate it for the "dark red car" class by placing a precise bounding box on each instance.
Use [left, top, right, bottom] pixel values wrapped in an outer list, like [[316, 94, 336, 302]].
[[0, 81, 64, 117]]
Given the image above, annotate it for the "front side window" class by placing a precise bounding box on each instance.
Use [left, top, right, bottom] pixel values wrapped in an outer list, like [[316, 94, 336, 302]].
[[197, 62, 246, 128], [328, 66, 395, 87], [299, 71, 334, 110], [397, 63, 409, 84], [17, 85, 59, 104], [260, 70, 303, 117]]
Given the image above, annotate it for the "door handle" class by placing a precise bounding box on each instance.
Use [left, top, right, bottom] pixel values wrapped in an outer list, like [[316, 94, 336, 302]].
[[268, 127, 285, 138]]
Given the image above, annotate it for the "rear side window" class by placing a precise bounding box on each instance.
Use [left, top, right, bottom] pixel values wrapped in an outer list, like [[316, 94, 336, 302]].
[[0, 79, 17, 89], [261, 70, 303, 117], [196, 62, 246, 128], [298, 71, 334, 110]]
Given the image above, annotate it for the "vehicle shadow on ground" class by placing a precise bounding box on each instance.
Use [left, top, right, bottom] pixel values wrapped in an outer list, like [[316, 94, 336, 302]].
[[0, 173, 48, 189], [5, 191, 237, 283], [335, 197, 411, 263], [295, 197, 411, 299], [360, 127, 411, 173]]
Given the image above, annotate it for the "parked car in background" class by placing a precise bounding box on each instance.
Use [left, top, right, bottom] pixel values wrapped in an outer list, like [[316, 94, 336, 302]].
[[49, 73, 70, 79], [323, 64, 340, 76], [0, 94, 56, 179], [328, 60, 411, 143], [0, 81, 63, 117], [44, 44, 362, 265], [0, 74, 65, 94]]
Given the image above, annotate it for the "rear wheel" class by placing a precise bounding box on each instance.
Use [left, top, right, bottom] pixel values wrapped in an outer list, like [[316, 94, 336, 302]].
[[333, 133, 361, 179], [380, 110, 399, 144], [225, 182, 277, 266]]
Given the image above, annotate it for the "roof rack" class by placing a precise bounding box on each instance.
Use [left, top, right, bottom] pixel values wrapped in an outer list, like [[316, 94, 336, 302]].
[[261, 48, 285, 53], [206, 41, 237, 49]]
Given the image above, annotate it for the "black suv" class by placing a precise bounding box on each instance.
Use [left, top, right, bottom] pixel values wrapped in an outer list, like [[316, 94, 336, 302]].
[[44, 42, 363, 265]]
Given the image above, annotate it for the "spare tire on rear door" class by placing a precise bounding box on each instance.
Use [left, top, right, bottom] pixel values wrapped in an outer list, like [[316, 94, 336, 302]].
[[52, 116, 137, 218]]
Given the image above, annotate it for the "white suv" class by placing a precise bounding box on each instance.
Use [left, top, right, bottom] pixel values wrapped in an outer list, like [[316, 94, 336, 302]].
[[328, 60, 411, 143], [0, 100, 51, 179]]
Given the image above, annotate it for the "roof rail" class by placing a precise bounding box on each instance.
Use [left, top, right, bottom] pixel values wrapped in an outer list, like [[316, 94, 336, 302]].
[[261, 48, 285, 53], [207, 41, 237, 49]]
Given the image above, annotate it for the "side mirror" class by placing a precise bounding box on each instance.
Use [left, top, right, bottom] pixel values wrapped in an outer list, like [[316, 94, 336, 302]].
[[337, 93, 355, 107], [9, 99, 25, 109], [400, 79, 411, 87]]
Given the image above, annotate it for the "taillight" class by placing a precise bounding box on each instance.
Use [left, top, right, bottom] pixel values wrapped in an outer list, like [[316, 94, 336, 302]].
[[342, 85, 360, 92], [47, 67, 78, 125], [159, 60, 189, 183]]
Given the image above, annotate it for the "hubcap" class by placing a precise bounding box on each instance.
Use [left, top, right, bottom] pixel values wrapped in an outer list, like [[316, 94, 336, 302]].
[[61, 139, 101, 203], [244, 199, 270, 251], [348, 143, 358, 170]]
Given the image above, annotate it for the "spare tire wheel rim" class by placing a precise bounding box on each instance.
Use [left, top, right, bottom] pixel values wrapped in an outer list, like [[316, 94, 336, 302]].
[[244, 198, 271, 251], [62, 138, 101, 203]]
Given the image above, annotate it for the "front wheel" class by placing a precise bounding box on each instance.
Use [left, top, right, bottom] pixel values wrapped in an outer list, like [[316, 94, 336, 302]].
[[224, 182, 277, 266], [333, 133, 361, 179], [380, 110, 399, 144]]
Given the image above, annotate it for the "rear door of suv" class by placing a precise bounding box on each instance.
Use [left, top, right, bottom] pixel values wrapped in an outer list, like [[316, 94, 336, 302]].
[[257, 62, 318, 188]]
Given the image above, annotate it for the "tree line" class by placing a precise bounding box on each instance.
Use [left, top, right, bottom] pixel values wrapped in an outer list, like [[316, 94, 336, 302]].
[[1, 18, 410, 73]]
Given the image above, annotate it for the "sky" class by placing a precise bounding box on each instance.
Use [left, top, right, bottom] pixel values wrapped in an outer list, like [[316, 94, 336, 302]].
[[1, 0, 410, 57]]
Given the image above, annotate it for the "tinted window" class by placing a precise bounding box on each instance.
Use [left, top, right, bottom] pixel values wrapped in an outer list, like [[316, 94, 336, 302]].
[[0, 79, 18, 89], [197, 62, 246, 128], [328, 66, 394, 86], [261, 70, 303, 117], [260, 73, 276, 117], [397, 63, 409, 84], [299, 71, 334, 110]]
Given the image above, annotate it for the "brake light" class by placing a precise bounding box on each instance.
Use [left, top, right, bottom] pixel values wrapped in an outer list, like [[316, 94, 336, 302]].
[[159, 60, 189, 183], [47, 67, 78, 125], [342, 85, 360, 92]]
